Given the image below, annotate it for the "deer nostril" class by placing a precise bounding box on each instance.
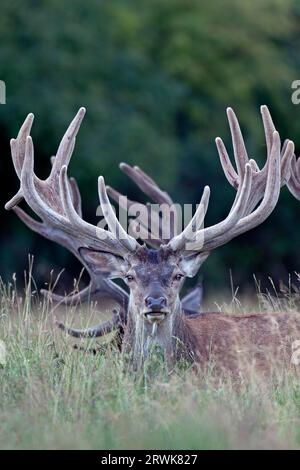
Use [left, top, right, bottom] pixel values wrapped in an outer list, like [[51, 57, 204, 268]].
[[145, 296, 167, 310]]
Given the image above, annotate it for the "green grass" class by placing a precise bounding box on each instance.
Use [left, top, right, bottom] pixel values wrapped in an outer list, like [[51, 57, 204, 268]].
[[1, 274, 300, 450]]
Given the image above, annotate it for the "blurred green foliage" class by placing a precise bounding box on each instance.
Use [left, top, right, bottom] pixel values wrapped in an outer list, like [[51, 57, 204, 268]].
[[1, 0, 300, 295]]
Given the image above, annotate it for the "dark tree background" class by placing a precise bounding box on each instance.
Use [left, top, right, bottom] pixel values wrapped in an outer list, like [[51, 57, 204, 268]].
[[1, 0, 300, 297]]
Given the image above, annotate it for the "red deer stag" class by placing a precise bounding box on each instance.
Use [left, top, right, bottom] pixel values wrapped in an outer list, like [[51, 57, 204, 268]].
[[6, 105, 300, 376], [5, 109, 202, 340]]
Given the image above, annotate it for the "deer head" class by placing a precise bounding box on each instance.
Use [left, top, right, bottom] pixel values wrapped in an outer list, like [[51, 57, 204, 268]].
[[5, 105, 294, 368]]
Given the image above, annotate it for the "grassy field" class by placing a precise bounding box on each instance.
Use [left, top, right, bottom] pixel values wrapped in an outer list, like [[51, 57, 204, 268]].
[[0, 274, 300, 450]]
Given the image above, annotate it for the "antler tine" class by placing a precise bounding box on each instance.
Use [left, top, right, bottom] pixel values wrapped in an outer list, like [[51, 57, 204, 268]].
[[215, 137, 239, 189], [279, 139, 292, 184], [50, 107, 86, 178], [131, 165, 157, 185], [287, 153, 300, 201], [42, 277, 129, 307], [169, 186, 210, 251], [279, 139, 294, 185], [21, 136, 63, 222], [56, 318, 117, 338], [5, 189, 24, 211], [120, 162, 173, 205], [56, 307, 124, 338], [106, 185, 164, 247], [215, 107, 253, 200], [41, 278, 128, 310], [43, 285, 94, 306], [106, 185, 141, 211], [260, 104, 276, 159], [296, 154, 300, 180], [68, 177, 82, 217], [50, 154, 83, 216], [12, 113, 35, 178], [226, 107, 249, 177], [12, 206, 45, 234], [260, 106, 292, 185], [98, 176, 138, 252], [5, 114, 35, 210]]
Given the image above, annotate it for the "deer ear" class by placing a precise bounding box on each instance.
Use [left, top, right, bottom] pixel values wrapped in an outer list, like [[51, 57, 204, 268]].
[[179, 252, 209, 278], [79, 248, 130, 279]]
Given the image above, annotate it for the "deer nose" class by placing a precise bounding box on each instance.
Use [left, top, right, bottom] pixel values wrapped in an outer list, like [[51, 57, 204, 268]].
[[145, 296, 167, 311]]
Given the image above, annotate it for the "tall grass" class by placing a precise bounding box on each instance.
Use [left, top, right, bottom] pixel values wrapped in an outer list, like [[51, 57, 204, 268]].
[[0, 272, 300, 450]]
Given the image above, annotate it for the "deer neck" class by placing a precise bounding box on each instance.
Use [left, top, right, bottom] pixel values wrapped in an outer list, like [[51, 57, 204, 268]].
[[124, 295, 189, 369]]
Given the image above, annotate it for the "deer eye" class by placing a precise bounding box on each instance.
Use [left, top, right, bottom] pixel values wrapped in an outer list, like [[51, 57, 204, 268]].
[[125, 274, 135, 283], [174, 273, 184, 281]]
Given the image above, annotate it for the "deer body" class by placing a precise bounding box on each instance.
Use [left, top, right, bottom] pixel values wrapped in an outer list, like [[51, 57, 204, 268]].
[[184, 312, 300, 378]]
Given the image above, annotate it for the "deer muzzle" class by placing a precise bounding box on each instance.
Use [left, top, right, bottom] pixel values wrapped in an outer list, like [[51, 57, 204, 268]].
[[143, 296, 169, 323]]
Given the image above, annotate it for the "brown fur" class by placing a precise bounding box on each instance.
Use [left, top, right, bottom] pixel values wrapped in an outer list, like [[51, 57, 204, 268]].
[[182, 312, 300, 379]]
